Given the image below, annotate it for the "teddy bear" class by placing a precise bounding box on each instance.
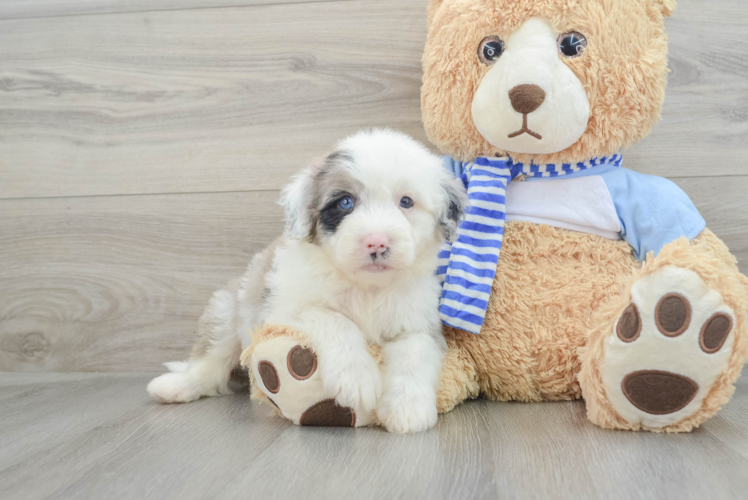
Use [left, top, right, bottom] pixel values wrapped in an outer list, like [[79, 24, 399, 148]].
[[243, 0, 748, 432]]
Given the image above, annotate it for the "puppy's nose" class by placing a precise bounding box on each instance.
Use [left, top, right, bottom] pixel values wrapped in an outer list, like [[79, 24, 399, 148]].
[[363, 234, 390, 257], [509, 84, 546, 114]]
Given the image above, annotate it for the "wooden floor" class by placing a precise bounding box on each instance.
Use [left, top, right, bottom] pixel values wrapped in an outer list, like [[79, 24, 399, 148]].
[[1, 372, 748, 500]]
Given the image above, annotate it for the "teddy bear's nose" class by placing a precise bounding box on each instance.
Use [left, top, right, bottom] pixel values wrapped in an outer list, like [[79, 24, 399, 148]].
[[509, 84, 546, 114]]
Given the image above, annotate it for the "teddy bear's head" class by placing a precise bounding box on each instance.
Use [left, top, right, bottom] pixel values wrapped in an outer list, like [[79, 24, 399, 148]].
[[422, 0, 676, 164]]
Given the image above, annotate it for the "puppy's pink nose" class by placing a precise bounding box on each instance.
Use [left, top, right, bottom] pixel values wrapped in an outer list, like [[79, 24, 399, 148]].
[[363, 234, 390, 255]]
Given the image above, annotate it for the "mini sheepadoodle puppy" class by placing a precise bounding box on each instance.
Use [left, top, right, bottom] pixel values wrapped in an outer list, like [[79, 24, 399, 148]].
[[148, 129, 466, 433]]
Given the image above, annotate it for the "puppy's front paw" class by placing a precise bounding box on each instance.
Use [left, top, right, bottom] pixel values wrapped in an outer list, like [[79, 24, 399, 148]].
[[147, 372, 202, 403], [321, 354, 382, 413], [377, 393, 437, 434]]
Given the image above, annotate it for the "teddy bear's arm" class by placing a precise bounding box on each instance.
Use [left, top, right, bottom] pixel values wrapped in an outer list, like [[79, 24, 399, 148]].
[[602, 167, 706, 260], [261, 308, 383, 413]]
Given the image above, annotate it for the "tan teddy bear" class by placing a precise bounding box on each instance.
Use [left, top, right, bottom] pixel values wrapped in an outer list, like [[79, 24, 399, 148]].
[[245, 0, 748, 432]]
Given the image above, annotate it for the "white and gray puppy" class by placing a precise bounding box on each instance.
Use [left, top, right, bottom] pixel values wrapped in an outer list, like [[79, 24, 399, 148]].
[[148, 129, 466, 433]]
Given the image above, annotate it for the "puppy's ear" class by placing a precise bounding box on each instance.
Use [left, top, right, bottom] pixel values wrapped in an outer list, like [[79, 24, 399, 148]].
[[279, 166, 316, 240], [438, 176, 467, 242]]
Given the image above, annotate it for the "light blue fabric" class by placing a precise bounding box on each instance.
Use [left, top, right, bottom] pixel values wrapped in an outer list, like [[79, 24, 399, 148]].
[[600, 167, 705, 260], [441, 156, 464, 179]]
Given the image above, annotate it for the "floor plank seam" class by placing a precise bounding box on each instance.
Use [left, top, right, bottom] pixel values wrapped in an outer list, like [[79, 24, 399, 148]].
[[0, 188, 283, 203], [2, 174, 746, 203], [0, 0, 353, 23]]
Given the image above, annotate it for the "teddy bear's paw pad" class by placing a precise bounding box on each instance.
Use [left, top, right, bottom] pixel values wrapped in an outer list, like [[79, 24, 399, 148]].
[[621, 370, 698, 415], [250, 336, 376, 427], [700, 313, 733, 354], [299, 399, 356, 427], [258, 361, 281, 393], [603, 265, 736, 428], [287, 345, 317, 380]]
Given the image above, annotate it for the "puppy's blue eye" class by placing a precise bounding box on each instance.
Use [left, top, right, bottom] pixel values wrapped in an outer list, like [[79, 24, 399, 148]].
[[339, 196, 354, 210], [400, 196, 414, 209]]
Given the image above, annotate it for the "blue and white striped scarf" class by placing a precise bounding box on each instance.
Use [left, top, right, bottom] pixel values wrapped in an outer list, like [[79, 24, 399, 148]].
[[436, 155, 623, 334]]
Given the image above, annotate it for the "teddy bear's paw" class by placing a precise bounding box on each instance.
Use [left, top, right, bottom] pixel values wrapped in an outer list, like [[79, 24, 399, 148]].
[[377, 392, 438, 434], [249, 336, 377, 427], [602, 265, 736, 429]]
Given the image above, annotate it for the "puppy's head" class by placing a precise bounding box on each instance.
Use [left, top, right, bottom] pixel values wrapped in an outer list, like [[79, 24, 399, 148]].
[[280, 129, 466, 286]]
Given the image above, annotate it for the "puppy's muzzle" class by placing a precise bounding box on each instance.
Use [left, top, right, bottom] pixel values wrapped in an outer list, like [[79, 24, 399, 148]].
[[363, 234, 391, 262]]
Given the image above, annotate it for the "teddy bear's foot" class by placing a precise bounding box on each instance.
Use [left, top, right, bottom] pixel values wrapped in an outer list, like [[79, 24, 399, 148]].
[[598, 265, 738, 431], [244, 335, 377, 427]]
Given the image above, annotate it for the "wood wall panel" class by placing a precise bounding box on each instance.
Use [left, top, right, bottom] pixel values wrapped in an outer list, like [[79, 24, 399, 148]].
[[1, 176, 746, 372], [0, 191, 283, 372], [0, 0, 746, 372], [0, 0, 340, 20], [0, 0, 746, 200], [0, 0, 429, 199]]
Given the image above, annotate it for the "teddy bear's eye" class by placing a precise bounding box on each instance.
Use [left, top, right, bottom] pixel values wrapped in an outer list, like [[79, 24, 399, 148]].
[[478, 35, 505, 66], [557, 31, 588, 59]]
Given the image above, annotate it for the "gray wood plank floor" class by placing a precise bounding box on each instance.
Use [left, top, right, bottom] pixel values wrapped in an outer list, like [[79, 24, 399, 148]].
[[1, 371, 747, 500]]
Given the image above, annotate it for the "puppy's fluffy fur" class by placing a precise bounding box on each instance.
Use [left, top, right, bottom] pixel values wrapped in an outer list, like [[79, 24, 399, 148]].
[[147, 129, 466, 433]]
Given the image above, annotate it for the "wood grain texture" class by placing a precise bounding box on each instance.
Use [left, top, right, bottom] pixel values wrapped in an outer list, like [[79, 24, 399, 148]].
[[1, 372, 747, 500], [0, 0, 747, 373], [0, 177, 746, 373], [626, 0, 748, 174], [0, 191, 284, 372], [672, 176, 748, 265], [0, 0, 342, 20], [0, 0, 747, 200], [0, 0, 429, 199]]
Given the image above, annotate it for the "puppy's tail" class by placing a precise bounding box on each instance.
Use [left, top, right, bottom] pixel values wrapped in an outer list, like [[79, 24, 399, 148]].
[[163, 361, 189, 373]]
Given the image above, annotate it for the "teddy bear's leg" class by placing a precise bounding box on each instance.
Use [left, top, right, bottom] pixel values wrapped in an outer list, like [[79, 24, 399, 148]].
[[241, 325, 379, 427], [435, 329, 480, 414], [243, 325, 477, 427], [579, 230, 748, 432]]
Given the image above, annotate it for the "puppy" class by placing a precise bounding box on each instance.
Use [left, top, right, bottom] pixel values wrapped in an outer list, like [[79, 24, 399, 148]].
[[147, 129, 466, 433]]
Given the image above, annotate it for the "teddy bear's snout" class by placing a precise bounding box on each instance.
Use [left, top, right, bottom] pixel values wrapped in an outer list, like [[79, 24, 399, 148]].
[[509, 84, 546, 115]]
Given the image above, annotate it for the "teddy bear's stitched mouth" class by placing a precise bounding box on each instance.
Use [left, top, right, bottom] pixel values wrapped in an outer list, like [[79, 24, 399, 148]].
[[508, 113, 542, 140]]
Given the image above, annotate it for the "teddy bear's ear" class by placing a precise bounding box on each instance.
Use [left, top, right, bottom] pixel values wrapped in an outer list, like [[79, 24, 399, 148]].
[[427, 0, 445, 27], [654, 0, 676, 17]]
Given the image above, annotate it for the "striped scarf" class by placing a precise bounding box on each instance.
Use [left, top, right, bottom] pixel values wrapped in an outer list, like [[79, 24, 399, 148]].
[[436, 154, 623, 334]]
